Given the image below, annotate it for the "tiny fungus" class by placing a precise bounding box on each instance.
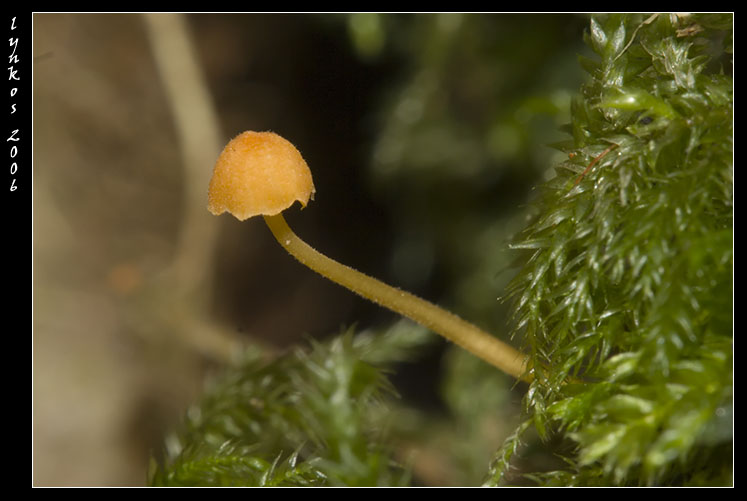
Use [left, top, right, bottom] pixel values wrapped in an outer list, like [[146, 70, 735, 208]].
[[208, 131, 530, 381]]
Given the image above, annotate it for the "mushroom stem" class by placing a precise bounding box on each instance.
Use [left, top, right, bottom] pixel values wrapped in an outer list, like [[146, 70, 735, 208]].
[[263, 213, 530, 382]]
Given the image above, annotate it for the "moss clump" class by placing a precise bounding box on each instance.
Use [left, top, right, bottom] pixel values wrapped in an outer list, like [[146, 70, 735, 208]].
[[488, 13, 732, 486], [149, 326, 431, 486]]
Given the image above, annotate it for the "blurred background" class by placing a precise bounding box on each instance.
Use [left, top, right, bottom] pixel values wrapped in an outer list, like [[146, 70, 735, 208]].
[[33, 13, 589, 486]]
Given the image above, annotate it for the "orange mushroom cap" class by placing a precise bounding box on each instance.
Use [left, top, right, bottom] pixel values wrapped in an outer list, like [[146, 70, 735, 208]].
[[207, 131, 316, 221]]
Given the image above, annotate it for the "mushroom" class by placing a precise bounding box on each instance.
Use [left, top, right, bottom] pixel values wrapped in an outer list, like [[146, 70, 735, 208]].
[[208, 131, 529, 381]]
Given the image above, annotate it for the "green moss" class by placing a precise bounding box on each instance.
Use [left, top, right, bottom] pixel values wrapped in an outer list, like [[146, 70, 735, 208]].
[[149, 325, 433, 486], [493, 13, 732, 486]]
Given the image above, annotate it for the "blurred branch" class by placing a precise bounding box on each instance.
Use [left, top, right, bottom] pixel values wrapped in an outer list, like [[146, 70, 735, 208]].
[[142, 13, 223, 292], [140, 13, 238, 362]]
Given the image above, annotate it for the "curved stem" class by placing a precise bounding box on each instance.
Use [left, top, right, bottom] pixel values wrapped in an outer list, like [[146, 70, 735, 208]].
[[263, 213, 530, 382]]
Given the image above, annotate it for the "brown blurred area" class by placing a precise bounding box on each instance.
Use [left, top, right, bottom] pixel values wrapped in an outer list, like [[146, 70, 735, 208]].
[[33, 13, 393, 486]]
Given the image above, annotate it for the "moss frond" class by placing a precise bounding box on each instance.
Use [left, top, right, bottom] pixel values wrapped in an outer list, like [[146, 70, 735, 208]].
[[150, 324, 433, 486], [500, 13, 732, 486]]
